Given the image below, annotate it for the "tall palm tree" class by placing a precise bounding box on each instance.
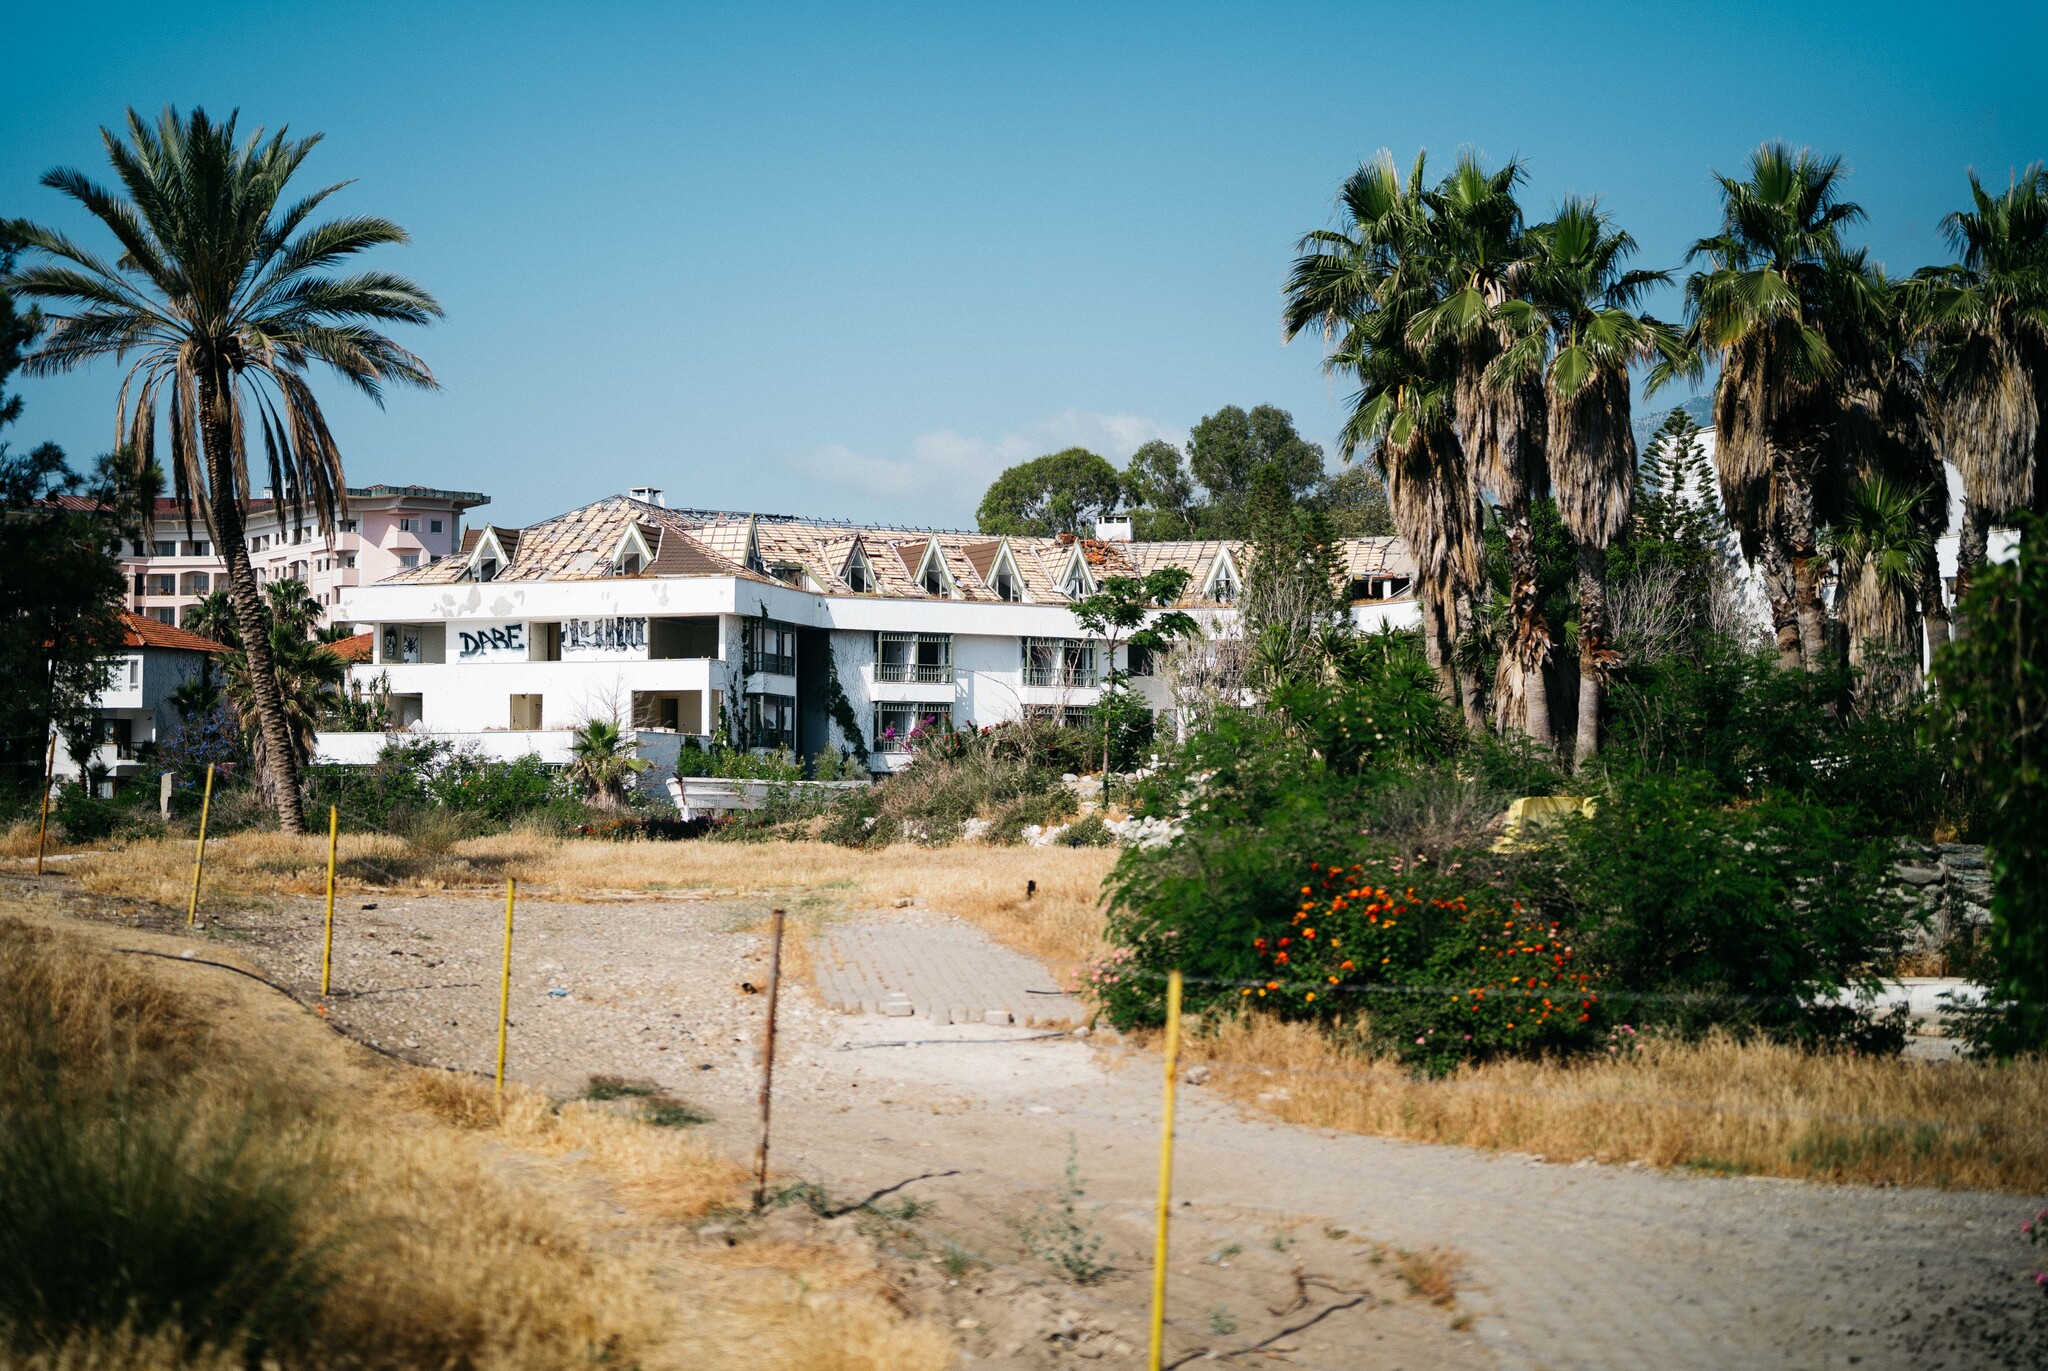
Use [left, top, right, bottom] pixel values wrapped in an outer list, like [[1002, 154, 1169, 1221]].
[[1284, 151, 1484, 721], [1409, 153, 1555, 746], [1493, 198, 1673, 764], [5, 107, 440, 832], [1659, 144, 1864, 672], [1918, 164, 2048, 617]]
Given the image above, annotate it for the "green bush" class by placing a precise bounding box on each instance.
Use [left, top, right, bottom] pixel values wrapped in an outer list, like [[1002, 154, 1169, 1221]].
[[1546, 769, 1913, 1050], [308, 739, 574, 837], [1056, 812, 1113, 847], [1599, 638, 1946, 838]]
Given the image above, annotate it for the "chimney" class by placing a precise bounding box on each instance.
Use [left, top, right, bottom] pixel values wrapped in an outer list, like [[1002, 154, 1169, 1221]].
[[629, 487, 666, 507], [1094, 516, 1133, 542]]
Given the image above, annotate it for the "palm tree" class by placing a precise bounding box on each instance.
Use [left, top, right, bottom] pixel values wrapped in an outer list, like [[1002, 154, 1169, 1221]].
[[569, 718, 649, 808], [1827, 475, 1935, 706], [1493, 198, 1674, 764], [6, 107, 440, 832], [1285, 151, 1484, 720], [1918, 164, 2048, 618], [1409, 153, 1556, 745], [1659, 144, 1865, 672], [185, 581, 346, 776]]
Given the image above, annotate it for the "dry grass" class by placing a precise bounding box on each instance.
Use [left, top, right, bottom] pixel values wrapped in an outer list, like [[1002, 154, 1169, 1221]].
[[60, 830, 1116, 974], [1171, 1014, 2048, 1191], [1389, 1245, 1464, 1306], [0, 909, 950, 1371]]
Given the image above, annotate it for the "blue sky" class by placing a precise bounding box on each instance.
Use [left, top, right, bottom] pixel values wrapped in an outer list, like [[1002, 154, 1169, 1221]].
[[6, 1, 2043, 528]]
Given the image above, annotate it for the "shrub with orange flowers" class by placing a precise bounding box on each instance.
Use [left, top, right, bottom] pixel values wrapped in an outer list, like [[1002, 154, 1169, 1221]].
[[1244, 858, 1602, 1072]]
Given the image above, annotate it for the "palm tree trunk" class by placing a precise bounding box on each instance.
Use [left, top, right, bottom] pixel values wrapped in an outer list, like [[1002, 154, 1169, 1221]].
[[1574, 540, 1609, 767], [1453, 587, 1486, 731], [1418, 581, 1458, 707], [1503, 503, 1553, 748], [1951, 499, 1991, 638], [198, 367, 306, 834], [1918, 557, 1951, 664], [1780, 470, 1828, 671], [1760, 540, 1802, 669]]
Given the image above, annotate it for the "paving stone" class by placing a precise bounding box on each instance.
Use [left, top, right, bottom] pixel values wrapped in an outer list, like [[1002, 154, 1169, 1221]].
[[820, 913, 1088, 1027]]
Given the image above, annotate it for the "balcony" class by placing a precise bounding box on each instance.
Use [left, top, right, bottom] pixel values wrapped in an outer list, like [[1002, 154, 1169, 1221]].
[[744, 651, 796, 676], [875, 660, 953, 684]]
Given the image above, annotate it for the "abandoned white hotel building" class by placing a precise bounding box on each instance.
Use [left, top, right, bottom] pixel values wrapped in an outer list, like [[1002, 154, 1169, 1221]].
[[323, 490, 1422, 772]]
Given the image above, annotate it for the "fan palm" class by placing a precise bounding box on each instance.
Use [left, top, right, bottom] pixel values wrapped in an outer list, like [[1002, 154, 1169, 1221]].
[[1827, 475, 1935, 707], [5, 107, 440, 832], [1918, 164, 2048, 614], [569, 718, 649, 808], [1658, 144, 1864, 672], [1493, 197, 1674, 764], [1409, 153, 1555, 745], [1284, 151, 1483, 719]]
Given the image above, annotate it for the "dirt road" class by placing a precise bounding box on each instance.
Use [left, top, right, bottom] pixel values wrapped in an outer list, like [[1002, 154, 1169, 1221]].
[[34, 881, 2048, 1369]]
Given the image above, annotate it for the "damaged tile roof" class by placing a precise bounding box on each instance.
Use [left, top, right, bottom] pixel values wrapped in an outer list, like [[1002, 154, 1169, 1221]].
[[375, 495, 1414, 606]]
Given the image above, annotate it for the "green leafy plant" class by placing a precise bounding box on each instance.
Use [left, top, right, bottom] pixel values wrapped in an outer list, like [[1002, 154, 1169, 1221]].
[[1016, 1137, 1111, 1284]]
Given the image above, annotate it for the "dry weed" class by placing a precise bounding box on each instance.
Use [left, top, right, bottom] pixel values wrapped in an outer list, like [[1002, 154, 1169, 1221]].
[[0, 908, 949, 1371], [1174, 1014, 2048, 1191], [1389, 1245, 1464, 1306]]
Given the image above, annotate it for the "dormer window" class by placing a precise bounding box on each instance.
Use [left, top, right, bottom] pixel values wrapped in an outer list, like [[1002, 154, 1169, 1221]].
[[845, 552, 874, 593], [1058, 547, 1094, 600], [466, 526, 515, 583], [993, 568, 1018, 601], [609, 523, 656, 577], [771, 563, 805, 588], [914, 541, 955, 598], [1202, 546, 1242, 603]]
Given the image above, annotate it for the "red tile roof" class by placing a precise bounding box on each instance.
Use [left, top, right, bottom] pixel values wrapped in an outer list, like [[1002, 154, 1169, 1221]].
[[323, 632, 374, 664], [118, 612, 227, 654]]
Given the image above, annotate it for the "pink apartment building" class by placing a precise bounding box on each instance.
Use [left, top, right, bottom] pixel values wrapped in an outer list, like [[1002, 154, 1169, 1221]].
[[122, 483, 489, 628]]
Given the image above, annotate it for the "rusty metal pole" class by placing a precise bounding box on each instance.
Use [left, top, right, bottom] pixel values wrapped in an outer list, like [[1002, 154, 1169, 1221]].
[[752, 907, 786, 1210], [34, 734, 56, 876]]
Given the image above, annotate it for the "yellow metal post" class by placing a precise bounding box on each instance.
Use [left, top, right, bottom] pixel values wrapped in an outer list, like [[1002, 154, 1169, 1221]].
[[185, 763, 215, 927], [1148, 969, 1184, 1371], [34, 734, 56, 876], [321, 805, 339, 996], [495, 878, 516, 1093]]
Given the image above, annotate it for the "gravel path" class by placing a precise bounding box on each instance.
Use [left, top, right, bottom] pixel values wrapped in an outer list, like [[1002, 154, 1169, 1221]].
[[138, 891, 2048, 1368]]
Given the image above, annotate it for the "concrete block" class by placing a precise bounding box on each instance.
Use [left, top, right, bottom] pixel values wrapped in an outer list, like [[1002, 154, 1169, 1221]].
[[984, 1009, 1013, 1026]]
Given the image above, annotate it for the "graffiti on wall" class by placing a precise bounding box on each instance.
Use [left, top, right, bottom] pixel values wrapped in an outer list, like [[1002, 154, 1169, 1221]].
[[563, 617, 647, 654], [457, 624, 526, 659]]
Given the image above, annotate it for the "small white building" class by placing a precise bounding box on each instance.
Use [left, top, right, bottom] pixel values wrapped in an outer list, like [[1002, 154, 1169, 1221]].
[[54, 612, 226, 794], [323, 495, 1421, 772]]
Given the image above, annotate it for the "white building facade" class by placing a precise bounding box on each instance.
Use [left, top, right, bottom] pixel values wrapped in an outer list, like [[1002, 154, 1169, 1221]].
[[323, 495, 1421, 772], [53, 613, 224, 794]]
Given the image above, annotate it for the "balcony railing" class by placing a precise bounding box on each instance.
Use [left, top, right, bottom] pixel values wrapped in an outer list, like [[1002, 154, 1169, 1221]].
[[875, 661, 953, 684], [745, 652, 796, 676], [1024, 664, 1097, 689]]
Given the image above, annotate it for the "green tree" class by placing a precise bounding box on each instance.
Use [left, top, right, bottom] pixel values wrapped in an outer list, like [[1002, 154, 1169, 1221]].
[[0, 234, 131, 806], [7, 106, 442, 833], [1240, 462, 1344, 688], [1931, 515, 2046, 1055], [1071, 567, 1198, 776], [1185, 404, 1325, 535], [1494, 197, 1674, 763], [1284, 150, 1481, 717], [1917, 164, 2048, 614], [1122, 439, 1199, 539], [1309, 462, 1395, 537], [976, 447, 1123, 537], [1657, 143, 1867, 672]]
